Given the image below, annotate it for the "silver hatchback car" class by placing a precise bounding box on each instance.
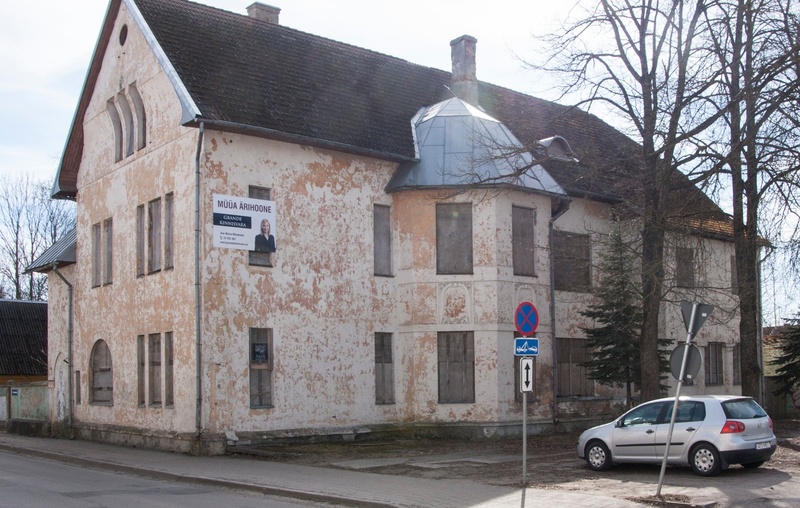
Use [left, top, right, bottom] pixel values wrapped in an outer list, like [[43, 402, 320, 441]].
[[577, 395, 777, 476]]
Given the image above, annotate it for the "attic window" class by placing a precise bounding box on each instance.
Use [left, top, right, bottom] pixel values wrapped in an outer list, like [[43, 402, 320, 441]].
[[119, 25, 128, 46], [106, 83, 147, 162], [539, 136, 578, 162]]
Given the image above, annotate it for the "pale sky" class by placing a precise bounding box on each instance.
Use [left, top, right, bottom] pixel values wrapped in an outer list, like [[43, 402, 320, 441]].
[[0, 0, 571, 184]]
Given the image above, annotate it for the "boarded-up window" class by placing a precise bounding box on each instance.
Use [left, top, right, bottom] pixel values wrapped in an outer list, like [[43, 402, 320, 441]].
[[248, 186, 272, 267], [148, 198, 162, 273], [136, 204, 145, 277], [103, 218, 113, 285], [436, 203, 473, 274], [149, 333, 162, 406], [75, 371, 81, 405], [374, 205, 392, 276], [90, 340, 113, 404], [553, 231, 591, 291], [91, 222, 102, 287], [705, 342, 724, 386], [250, 328, 273, 407], [106, 99, 123, 162], [437, 331, 475, 403], [512, 206, 536, 276], [676, 247, 695, 288], [136, 335, 145, 406], [556, 337, 593, 397], [375, 332, 395, 404], [165, 331, 174, 406], [116, 92, 134, 158], [128, 83, 147, 151], [164, 193, 174, 270]]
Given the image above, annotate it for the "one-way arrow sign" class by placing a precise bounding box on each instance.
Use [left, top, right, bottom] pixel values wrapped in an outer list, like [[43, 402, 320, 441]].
[[520, 357, 534, 393]]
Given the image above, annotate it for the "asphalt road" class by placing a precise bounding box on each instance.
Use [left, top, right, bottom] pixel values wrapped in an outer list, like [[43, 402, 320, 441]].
[[0, 451, 338, 508]]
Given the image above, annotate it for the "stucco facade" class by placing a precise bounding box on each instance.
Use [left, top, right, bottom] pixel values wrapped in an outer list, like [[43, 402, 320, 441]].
[[38, 0, 745, 453]]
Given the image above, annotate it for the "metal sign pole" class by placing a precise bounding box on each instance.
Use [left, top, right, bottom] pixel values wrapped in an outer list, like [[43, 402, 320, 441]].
[[656, 303, 698, 497], [522, 388, 527, 487]]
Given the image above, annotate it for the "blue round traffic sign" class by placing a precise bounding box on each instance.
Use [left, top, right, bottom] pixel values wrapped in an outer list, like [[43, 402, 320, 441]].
[[515, 302, 539, 336]]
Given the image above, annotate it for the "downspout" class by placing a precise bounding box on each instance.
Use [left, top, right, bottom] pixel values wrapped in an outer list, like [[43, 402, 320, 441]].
[[757, 253, 765, 405], [195, 122, 205, 438], [52, 266, 74, 429], [549, 199, 570, 425]]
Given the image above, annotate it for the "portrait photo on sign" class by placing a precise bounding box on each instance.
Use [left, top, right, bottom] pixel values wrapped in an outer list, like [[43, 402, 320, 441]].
[[212, 194, 277, 252]]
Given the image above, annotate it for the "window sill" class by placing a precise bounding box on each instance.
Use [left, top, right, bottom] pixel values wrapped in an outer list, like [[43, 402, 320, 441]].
[[250, 405, 275, 410], [89, 401, 113, 406]]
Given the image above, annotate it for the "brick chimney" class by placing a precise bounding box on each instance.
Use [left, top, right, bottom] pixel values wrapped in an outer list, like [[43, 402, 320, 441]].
[[450, 35, 478, 105], [247, 3, 281, 24]]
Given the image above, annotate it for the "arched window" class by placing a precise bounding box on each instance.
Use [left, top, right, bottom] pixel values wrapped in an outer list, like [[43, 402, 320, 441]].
[[90, 340, 113, 404], [116, 92, 135, 158], [128, 83, 147, 151], [106, 100, 123, 162]]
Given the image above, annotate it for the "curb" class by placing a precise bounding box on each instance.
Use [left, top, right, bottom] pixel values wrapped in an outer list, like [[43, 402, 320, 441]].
[[0, 442, 395, 508]]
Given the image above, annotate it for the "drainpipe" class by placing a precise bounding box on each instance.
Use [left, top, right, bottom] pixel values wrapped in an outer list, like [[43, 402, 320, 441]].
[[52, 266, 74, 429], [757, 253, 765, 405], [549, 199, 570, 425], [195, 122, 205, 438]]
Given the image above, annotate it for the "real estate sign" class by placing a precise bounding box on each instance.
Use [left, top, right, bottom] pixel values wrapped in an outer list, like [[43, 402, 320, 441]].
[[212, 194, 277, 252]]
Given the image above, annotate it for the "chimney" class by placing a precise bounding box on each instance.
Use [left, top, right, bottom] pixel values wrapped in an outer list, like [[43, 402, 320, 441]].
[[247, 2, 281, 24], [450, 35, 478, 105]]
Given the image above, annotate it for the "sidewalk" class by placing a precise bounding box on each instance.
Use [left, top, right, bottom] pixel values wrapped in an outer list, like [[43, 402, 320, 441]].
[[0, 432, 648, 507]]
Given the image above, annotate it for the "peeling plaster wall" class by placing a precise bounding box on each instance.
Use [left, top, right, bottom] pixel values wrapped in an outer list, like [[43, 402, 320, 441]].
[[200, 132, 402, 433], [72, 5, 199, 435], [47, 265, 74, 424], [661, 234, 740, 395]]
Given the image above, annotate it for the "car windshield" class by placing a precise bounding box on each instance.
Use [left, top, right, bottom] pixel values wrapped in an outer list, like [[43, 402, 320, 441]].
[[722, 398, 768, 419]]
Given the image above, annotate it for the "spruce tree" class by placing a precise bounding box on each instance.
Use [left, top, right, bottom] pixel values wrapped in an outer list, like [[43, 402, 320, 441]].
[[579, 228, 646, 407], [771, 317, 800, 396]]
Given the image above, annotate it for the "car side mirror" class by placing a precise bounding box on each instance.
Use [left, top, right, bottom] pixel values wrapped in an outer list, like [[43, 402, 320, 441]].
[[615, 419, 624, 428]]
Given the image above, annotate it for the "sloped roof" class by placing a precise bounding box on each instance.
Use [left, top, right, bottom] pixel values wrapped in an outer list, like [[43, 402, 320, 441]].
[[53, 0, 731, 238], [0, 300, 47, 377], [25, 228, 77, 274]]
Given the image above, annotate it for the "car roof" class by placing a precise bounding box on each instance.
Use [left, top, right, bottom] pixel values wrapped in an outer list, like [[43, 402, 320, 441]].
[[647, 395, 753, 404]]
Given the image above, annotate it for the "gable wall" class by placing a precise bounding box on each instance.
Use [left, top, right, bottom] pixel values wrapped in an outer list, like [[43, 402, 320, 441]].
[[71, 4, 200, 434]]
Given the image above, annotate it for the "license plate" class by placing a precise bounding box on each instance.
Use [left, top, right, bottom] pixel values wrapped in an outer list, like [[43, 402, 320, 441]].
[[756, 442, 771, 450]]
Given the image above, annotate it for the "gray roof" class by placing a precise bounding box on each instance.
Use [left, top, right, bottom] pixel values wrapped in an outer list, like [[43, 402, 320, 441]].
[[0, 300, 47, 376], [26, 228, 77, 273], [386, 98, 566, 195]]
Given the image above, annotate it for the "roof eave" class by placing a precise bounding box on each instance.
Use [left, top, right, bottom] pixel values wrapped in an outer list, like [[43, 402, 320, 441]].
[[187, 118, 415, 164]]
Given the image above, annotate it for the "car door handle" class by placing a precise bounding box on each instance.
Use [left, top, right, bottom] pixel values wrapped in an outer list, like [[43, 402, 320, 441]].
[[646, 429, 654, 434], [686, 427, 696, 432]]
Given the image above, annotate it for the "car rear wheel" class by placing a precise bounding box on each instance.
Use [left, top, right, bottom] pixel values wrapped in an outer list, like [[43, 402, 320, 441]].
[[585, 441, 612, 471], [742, 460, 765, 469], [690, 443, 721, 476]]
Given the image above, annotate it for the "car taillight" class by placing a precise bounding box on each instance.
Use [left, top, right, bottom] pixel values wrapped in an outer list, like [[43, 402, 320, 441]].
[[721, 420, 746, 434], [769, 417, 774, 429]]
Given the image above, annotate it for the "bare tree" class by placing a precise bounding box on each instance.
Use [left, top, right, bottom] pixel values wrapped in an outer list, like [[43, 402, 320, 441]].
[[0, 175, 76, 300], [535, 0, 725, 401], [686, 0, 800, 400]]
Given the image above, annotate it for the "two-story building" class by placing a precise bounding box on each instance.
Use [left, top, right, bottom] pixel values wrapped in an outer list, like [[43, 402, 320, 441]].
[[29, 0, 743, 454]]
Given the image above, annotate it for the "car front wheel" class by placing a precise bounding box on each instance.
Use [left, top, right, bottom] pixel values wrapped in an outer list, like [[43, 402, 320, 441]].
[[585, 440, 612, 471], [690, 443, 721, 476]]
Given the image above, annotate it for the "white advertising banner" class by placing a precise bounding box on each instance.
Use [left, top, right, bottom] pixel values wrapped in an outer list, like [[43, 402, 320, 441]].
[[212, 194, 277, 252]]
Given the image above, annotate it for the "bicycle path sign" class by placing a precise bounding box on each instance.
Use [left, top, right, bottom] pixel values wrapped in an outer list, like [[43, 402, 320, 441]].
[[514, 301, 539, 337]]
